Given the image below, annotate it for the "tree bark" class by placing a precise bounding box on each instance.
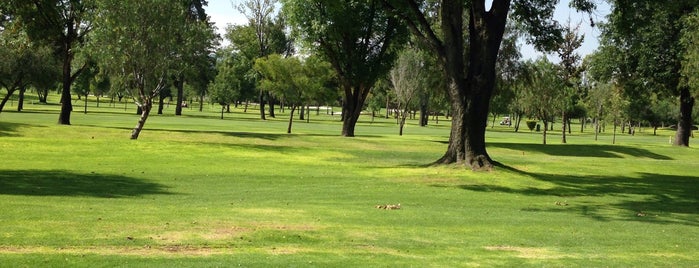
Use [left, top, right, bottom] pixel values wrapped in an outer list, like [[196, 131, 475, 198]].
[[259, 89, 266, 120], [130, 101, 153, 139], [17, 87, 25, 112], [287, 105, 297, 134], [0, 88, 17, 113], [561, 112, 567, 144], [341, 83, 370, 137], [58, 46, 74, 125], [174, 75, 184, 116], [268, 93, 276, 118], [674, 86, 694, 147]]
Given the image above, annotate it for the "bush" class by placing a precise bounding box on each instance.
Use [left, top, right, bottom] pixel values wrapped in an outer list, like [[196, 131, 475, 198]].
[[526, 120, 538, 131]]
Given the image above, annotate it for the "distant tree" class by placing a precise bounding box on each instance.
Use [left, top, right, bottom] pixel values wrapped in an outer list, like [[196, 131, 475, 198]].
[[236, 0, 293, 120], [390, 48, 423, 136], [254, 54, 334, 133], [89, 0, 212, 139], [522, 58, 566, 145], [172, 0, 218, 116], [209, 50, 242, 119], [555, 21, 584, 143], [0, 20, 58, 113], [283, 0, 408, 137]]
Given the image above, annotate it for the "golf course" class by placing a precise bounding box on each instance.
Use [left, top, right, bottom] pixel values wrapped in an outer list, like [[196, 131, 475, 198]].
[[0, 98, 697, 267]]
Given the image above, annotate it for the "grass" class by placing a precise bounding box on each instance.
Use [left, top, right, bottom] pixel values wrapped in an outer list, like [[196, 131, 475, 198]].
[[0, 97, 697, 267]]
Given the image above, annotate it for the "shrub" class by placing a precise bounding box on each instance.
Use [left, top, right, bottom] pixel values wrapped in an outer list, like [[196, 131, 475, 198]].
[[526, 120, 538, 131]]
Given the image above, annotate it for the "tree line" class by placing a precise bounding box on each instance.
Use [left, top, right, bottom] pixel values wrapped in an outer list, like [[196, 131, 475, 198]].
[[1, 0, 697, 170]]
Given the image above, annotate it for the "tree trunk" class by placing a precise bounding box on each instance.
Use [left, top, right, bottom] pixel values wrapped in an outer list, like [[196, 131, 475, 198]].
[[157, 93, 165, 114], [287, 105, 296, 134], [130, 101, 153, 140], [674, 86, 694, 147], [84, 94, 88, 114], [259, 89, 266, 120], [268, 93, 276, 118], [543, 120, 548, 145], [199, 94, 204, 112], [174, 76, 184, 116], [299, 105, 305, 120], [0, 88, 17, 113], [17, 87, 25, 112], [37, 88, 48, 103], [430, 0, 507, 170], [341, 83, 371, 137], [220, 105, 225, 119], [58, 48, 73, 125], [561, 112, 567, 144]]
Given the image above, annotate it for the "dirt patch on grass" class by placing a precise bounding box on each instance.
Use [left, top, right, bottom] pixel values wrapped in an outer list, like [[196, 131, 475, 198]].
[[0, 245, 228, 257], [485, 245, 567, 259]]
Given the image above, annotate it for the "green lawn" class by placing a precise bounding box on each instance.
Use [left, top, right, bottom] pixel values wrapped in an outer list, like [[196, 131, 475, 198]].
[[0, 98, 697, 267]]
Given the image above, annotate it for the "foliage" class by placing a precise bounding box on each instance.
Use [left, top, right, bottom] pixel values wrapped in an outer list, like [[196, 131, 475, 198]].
[[283, 0, 408, 137], [89, 0, 213, 139], [0, 20, 59, 112], [6, 0, 95, 124], [254, 54, 335, 133]]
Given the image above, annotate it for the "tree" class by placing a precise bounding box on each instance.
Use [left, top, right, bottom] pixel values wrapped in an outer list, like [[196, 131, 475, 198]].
[[172, 0, 218, 116], [0, 20, 58, 113], [209, 50, 242, 119], [254, 54, 334, 133], [382, 0, 596, 169], [602, 0, 699, 146], [283, 0, 408, 137], [236, 0, 293, 120], [89, 0, 212, 139], [8, 0, 94, 125], [390, 48, 423, 136], [555, 21, 584, 143], [521, 58, 566, 145]]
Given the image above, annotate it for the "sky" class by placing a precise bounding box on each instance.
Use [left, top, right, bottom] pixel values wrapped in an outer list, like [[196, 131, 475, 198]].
[[205, 0, 611, 60]]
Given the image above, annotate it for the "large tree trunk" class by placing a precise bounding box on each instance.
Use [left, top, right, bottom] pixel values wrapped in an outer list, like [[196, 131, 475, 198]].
[[341, 84, 370, 137], [674, 86, 694, 147], [130, 100, 153, 140], [431, 0, 508, 170]]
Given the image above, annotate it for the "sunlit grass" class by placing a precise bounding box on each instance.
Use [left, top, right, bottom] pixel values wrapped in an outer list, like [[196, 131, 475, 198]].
[[0, 97, 697, 267]]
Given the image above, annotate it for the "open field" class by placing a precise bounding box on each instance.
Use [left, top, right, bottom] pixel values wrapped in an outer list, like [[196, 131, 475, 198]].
[[0, 97, 697, 267]]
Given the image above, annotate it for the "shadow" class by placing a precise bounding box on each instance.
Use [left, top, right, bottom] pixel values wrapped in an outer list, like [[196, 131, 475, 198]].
[[488, 142, 673, 160], [0, 170, 172, 198], [451, 164, 698, 226], [0, 122, 33, 137]]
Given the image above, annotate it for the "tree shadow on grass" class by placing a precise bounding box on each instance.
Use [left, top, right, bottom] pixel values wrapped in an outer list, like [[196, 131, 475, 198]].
[[451, 165, 698, 226], [488, 142, 673, 160], [0, 170, 172, 198], [0, 122, 40, 137]]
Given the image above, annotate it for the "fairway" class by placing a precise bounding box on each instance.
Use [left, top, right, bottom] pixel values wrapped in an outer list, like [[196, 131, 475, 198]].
[[0, 99, 697, 267]]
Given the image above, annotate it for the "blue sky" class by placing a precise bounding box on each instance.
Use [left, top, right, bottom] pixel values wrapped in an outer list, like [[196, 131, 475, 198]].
[[206, 0, 610, 60]]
